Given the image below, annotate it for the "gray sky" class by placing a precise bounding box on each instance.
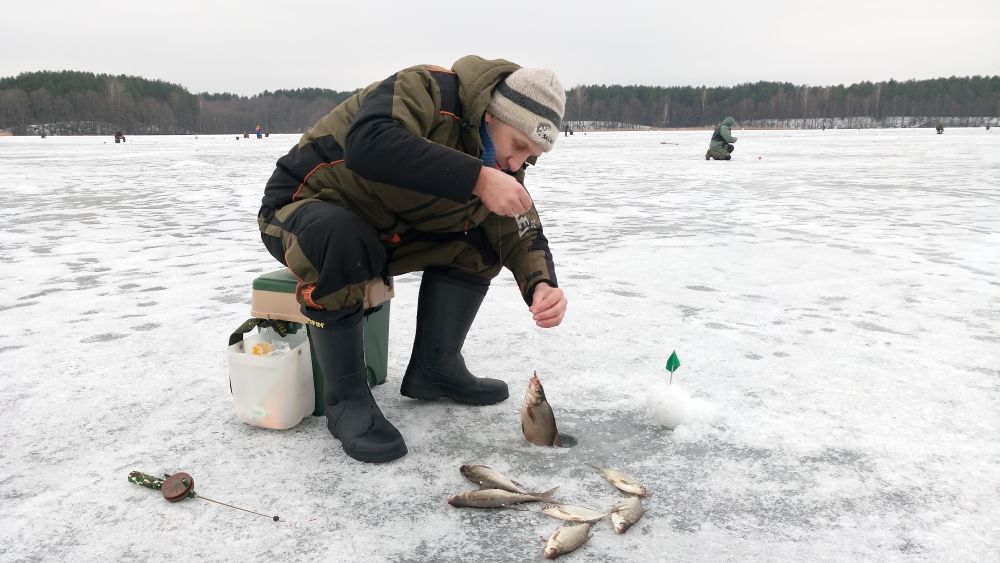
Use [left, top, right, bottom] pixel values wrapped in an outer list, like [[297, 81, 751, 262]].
[[1, 0, 997, 96]]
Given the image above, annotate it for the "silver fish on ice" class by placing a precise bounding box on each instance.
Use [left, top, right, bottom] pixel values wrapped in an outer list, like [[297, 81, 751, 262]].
[[610, 495, 648, 534], [588, 464, 647, 496], [447, 487, 557, 509], [541, 503, 607, 523], [460, 464, 536, 495], [544, 521, 594, 559]]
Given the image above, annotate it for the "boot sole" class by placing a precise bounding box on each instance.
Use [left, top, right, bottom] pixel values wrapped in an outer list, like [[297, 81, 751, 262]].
[[400, 385, 509, 406], [330, 428, 408, 463], [342, 442, 408, 463]]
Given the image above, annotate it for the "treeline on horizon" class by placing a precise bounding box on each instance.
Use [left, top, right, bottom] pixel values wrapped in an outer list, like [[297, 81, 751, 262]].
[[0, 70, 997, 135]]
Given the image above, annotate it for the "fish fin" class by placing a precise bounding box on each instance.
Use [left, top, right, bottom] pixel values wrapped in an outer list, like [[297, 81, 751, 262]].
[[610, 498, 633, 513], [534, 486, 560, 501]]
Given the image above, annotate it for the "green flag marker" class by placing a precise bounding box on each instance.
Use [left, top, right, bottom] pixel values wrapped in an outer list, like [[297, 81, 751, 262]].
[[665, 350, 681, 384]]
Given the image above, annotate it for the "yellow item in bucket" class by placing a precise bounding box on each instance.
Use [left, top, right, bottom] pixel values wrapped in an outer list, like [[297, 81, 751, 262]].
[[250, 342, 273, 356]]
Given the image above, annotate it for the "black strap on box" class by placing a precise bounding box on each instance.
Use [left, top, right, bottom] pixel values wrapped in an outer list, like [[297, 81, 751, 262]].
[[228, 318, 296, 347]]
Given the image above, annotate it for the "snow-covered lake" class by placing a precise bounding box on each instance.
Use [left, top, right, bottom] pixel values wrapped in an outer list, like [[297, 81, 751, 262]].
[[2, 128, 998, 561]]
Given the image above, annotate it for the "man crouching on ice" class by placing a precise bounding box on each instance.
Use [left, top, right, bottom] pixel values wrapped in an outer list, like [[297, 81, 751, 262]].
[[257, 56, 568, 463]]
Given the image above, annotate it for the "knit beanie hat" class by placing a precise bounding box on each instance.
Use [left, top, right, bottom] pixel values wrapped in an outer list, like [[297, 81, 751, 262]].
[[487, 68, 566, 152]]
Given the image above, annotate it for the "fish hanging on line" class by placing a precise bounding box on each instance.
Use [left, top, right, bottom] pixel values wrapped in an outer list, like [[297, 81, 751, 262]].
[[521, 371, 561, 447]]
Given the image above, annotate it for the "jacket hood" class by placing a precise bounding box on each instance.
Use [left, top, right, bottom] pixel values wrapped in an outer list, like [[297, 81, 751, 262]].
[[452, 55, 521, 122], [722, 116, 738, 127]]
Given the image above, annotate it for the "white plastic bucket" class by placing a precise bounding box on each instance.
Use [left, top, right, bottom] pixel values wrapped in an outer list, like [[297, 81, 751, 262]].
[[227, 328, 313, 430]]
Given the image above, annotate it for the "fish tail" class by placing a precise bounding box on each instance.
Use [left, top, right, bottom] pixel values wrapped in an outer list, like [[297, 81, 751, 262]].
[[534, 486, 560, 500]]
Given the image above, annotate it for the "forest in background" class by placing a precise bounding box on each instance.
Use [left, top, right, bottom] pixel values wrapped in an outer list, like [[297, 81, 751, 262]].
[[0, 70, 997, 135]]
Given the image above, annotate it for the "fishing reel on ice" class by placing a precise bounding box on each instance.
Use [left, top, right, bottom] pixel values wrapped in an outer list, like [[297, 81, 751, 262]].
[[128, 470, 280, 521]]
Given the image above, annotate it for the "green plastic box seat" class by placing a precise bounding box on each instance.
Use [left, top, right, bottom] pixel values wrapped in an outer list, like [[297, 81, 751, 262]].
[[250, 269, 392, 416]]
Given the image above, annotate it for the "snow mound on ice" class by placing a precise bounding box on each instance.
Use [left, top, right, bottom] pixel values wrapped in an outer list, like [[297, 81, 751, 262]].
[[645, 381, 719, 429]]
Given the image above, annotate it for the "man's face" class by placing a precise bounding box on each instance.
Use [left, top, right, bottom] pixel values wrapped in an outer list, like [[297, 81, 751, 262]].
[[485, 113, 543, 172]]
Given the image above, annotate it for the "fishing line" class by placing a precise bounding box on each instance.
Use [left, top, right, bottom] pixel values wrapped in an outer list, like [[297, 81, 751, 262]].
[[497, 213, 502, 265], [196, 494, 277, 520]]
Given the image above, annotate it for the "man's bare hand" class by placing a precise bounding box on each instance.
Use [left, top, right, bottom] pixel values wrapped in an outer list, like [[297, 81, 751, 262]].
[[472, 166, 533, 217], [529, 283, 567, 328]]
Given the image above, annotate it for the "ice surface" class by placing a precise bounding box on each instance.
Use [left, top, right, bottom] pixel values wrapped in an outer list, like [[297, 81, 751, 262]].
[[1, 129, 998, 561]]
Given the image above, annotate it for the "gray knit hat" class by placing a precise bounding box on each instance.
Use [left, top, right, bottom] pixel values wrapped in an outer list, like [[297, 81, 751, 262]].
[[487, 68, 566, 152]]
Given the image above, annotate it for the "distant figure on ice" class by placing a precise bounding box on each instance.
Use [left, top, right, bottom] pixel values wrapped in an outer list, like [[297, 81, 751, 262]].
[[936, 123, 944, 134], [705, 116, 738, 160], [114, 130, 126, 143], [244, 130, 250, 138], [255, 124, 263, 139]]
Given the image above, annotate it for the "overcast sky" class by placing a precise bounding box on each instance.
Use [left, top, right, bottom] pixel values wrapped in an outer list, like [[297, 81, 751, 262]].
[[2, 0, 997, 96]]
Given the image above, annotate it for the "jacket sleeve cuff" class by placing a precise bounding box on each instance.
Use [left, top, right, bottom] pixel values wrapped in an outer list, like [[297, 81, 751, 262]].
[[523, 278, 557, 306]]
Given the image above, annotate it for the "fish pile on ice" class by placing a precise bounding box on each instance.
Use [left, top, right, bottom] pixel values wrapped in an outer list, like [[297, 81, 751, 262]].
[[446, 372, 648, 558], [448, 463, 648, 559]]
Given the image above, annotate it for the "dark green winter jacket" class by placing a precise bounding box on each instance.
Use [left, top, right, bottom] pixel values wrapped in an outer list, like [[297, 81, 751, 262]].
[[259, 55, 557, 303], [709, 116, 738, 149]]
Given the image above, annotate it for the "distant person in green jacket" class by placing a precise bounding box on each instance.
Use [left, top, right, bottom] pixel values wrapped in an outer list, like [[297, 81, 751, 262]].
[[705, 116, 738, 160]]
